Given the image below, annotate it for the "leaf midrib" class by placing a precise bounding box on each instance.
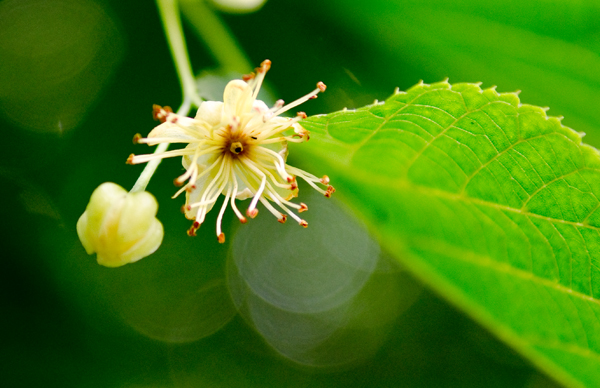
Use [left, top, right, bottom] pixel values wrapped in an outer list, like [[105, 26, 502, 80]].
[[404, 179, 600, 232]]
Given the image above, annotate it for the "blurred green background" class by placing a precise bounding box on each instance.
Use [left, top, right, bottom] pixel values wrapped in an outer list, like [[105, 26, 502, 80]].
[[2, 0, 599, 386]]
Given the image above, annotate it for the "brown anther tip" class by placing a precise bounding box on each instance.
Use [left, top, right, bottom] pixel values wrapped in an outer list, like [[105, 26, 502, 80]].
[[309, 95, 318, 100], [317, 82, 327, 92], [187, 225, 198, 237], [180, 205, 187, 214], [126, 154, 135, 165], [152, 105, 172, 122], [299, 220, 308, 228], [152, 104, 161, 120], [240, 217, 247, 224], [296, 111, 308, 119], [242, 73, 255, 81], [218, 233, 225, 244], [324, 185, 336, 198], [261, 59, 272, 71], [246, 208, 259, 218], [173, 177, 185, 187], [290, 182, 298, 191], [193, 221, 200, 228], [132, 133, 143, 144], [278, 214, 287, 224], [299, 203, 308, 213], [320, 175, 330, 185], [287, 176, 296, 183]]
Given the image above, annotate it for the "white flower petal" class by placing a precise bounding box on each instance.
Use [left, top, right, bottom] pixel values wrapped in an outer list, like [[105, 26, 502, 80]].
[[260, 138, 289, 161], [146, 122, 196, 145], [252, 99, 269, 113], [236, 187, 253, 200], [223, 79, 253, 117], [184, 180, 217, 220], [195, 101, 224, 127]]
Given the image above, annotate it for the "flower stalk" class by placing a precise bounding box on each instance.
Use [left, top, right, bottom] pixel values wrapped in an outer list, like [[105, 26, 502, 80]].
[[179, 0, 252, 74], [156, 0, 203, 107]]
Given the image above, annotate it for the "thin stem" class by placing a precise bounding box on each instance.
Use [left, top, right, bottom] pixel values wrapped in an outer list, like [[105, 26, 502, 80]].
[[133, 0, 252, 192], [130, 100, 192, 193], [179, 0, 252, 74], [156, 0, 203, 107]]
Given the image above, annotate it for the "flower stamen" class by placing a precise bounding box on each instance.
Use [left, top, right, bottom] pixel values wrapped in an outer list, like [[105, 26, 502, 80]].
[[152, 105, 173, 122], [128, 60, 333, 238], [216, 184, 233, 243], [271, 82, 326, 117]]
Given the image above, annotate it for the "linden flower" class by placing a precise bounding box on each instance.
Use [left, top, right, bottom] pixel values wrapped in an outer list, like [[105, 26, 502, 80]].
[[77, 182, 164, 267], [128, 60, 334, 243]]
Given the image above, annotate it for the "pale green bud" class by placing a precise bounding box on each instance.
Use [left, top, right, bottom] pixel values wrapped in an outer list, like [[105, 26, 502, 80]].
[[77, 182, 164, 267]]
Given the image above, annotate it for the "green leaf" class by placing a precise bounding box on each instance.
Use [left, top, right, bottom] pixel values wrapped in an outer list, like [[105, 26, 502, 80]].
[[316, 0, 600, 145], [299, 81, 600, 388]]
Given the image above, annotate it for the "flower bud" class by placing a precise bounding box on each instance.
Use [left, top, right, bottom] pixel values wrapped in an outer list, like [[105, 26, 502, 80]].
[[77, 182, 164, 267]]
